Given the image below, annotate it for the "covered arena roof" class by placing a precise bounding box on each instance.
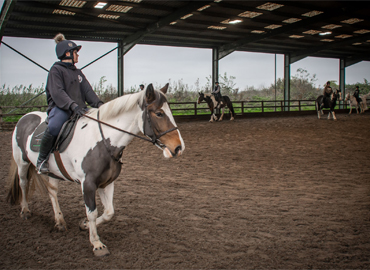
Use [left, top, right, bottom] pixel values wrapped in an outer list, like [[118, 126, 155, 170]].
[[1, 1, 370, 65]]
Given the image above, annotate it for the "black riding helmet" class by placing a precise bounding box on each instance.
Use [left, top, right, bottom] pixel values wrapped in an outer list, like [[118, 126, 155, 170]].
[[54, 33, 81, 61]]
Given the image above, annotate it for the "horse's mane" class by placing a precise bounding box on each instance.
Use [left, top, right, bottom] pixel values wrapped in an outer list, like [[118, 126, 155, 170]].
[[202, 93, 217, 105], [87, 90, 145, 121]]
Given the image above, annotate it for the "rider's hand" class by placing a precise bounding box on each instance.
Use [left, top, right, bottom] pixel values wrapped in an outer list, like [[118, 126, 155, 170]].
[[73, 105, 85, 117]]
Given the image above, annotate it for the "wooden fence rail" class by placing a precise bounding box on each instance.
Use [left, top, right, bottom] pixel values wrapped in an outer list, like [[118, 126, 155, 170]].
[[1, 99, 369, 130]]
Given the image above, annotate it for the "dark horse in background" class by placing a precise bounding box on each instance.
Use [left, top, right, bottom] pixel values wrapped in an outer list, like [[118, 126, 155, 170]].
[[197, 92, 235, 122], [316, 89, 342, 120]]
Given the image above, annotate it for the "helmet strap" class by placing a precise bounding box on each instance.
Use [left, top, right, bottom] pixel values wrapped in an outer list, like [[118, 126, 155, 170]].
[[62, 49, 75, 64]]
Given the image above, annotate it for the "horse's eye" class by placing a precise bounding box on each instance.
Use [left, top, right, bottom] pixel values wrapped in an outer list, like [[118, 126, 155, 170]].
[[156, 112, 163, 117]]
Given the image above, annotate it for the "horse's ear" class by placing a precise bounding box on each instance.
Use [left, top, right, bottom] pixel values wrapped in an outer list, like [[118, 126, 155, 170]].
[[146, 84, 156, 104], [159, 83, 169, 94]]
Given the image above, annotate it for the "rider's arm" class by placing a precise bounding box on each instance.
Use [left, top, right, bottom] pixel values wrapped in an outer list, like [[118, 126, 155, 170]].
[[79, 71, 104, 108]]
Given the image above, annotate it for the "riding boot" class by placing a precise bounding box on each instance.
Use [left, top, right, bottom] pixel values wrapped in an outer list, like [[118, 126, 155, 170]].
[[36, 127, 57, 174], [320, 98, 325, 110]]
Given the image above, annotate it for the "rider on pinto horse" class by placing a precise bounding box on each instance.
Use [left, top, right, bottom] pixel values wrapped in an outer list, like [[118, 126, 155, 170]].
[[36, 33, 104, 174], [321, 81, 333, 109], [212, 81, 223, 108], [353, 85, 362, 106]]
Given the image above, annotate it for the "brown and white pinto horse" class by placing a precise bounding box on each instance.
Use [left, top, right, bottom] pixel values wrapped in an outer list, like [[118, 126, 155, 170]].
[[197, 92, 235, 122], [7, 83, 185, 257], [316, 89, 342, 120]]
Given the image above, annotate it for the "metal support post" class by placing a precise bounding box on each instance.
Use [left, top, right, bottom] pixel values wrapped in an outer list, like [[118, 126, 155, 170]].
[[339, 58, 345, 109], [284, 54, 291, 111], [212, 47, 219, 91], [117, 41, 124, 97]]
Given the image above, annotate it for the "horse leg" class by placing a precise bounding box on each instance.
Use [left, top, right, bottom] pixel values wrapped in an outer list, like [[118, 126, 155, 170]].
[[82, 179, 110, 257], [210, 112, 217, 122], [80, 182, 115, 230], [332, 111, 337, 120], [18, 163, 32, 220], [48, 177, 67, 231], [316, 102, 321, 119], [218, 107, 225, 121], [349, 104, 352, 114], [327, 111, 331, 120], [97, 183, 115, 225]]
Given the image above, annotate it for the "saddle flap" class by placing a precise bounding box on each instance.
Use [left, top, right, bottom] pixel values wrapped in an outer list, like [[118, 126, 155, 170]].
[[30, 117, 78, 153]]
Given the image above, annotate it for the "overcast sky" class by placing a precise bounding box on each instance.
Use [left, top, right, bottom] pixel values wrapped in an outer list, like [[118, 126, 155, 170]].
[[1, 35, 369, 93]]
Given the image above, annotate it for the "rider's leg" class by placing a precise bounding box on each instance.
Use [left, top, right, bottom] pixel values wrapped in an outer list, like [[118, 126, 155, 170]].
[[320, 96, 325, 110], [356, 98, 362, 112], [36, 127, 57, 173], [36, 107, 71, 173]]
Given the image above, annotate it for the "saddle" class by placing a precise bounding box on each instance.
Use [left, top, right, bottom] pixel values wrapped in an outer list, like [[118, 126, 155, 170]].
[[30, 116, 78, 153], [30, 116, 80, 182]]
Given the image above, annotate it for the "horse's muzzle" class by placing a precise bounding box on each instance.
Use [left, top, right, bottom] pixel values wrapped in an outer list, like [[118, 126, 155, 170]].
[[163, 145, 182, 158]]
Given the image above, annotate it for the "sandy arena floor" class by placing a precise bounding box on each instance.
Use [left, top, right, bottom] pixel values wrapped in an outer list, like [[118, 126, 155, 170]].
[[1, 113, 370, 269]]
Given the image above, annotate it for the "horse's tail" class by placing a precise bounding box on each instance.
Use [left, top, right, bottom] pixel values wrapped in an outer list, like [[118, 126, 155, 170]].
[[7, 156, 21, 205], [7, 156, 50, 205]]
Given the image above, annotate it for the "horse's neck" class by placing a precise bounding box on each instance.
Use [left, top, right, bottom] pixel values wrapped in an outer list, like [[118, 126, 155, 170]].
[[206, 95, 216, 106], [99, 99, 142, 148]]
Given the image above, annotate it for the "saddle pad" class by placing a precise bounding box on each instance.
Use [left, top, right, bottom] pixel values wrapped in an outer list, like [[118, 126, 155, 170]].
[[30, 120, 78, 153], [30, 121, 48, 152]]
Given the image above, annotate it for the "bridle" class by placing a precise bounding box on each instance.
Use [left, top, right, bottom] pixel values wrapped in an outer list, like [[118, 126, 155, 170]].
[[83, 101, 178, 162]]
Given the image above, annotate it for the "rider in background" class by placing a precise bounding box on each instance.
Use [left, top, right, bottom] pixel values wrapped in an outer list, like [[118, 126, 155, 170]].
[[139, 84, 144, 91], [36, 33, 104, 174], [321, 81, 333, 108], [353, 85, 362, 107], [212, 81, 223, 107]]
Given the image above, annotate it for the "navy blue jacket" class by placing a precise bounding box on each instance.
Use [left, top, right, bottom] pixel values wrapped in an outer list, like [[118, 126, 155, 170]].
[[45, 61, 102, 114]]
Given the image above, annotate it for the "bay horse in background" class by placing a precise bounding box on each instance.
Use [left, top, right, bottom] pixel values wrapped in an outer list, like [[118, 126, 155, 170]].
[[344, 92, 370, 114], [316, 89, 342, 120], [7, 83, 185, 257], [197, 92, 235, 122]]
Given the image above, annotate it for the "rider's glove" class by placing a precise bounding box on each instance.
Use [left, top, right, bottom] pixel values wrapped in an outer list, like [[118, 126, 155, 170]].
[[72, 105, 85, 117]]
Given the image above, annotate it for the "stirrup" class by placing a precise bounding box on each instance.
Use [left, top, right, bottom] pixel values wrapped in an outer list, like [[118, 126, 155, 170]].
[[36, 160, 49, 174]]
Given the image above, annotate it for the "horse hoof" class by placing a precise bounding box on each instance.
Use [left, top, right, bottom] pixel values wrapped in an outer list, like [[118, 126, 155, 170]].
[[20, 211, 31, 220], [230, 118, 234, 121], [79, 218, 89, 231], [55, 223, 67, 232], [93, 246, 110, 257]]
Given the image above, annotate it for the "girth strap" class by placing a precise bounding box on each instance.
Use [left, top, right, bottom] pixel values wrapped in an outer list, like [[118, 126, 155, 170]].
[[54, 150, 74, 182]]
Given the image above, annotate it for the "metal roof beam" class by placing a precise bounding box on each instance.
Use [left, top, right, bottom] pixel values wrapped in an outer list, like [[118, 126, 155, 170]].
[[290, 32, 370, 63], [218, 10, 330, 60], [14, 1, 159, 24], [121, 1, 209, 54], [344, 53, 370, 68], [0, 0, 17, 41], [217, 3, 368, 60], [8, 12, 141, 30]]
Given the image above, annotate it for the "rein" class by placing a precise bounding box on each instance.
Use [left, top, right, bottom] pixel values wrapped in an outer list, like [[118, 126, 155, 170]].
[[84, 113, 153, 143], [83, 107, 178, 158]]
